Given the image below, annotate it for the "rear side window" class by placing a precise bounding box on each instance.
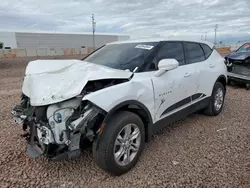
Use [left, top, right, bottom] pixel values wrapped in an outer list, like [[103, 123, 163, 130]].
[[184, 42, 205, 64], [154, 42, 185, 66], [200, 43, 212, 59]]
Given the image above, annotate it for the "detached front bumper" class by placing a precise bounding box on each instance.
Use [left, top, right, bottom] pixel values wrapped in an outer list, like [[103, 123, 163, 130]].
[[11, 104, 45, 158]]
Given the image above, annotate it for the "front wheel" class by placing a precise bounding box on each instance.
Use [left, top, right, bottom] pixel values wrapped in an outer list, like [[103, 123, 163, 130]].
[[92, 111, 145, 176], [204, 82, 225, 116]]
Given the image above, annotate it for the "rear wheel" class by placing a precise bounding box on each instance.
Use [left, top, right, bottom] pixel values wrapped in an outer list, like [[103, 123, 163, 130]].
[[92, 111, 145, 176], [204, 82, 225, 116]]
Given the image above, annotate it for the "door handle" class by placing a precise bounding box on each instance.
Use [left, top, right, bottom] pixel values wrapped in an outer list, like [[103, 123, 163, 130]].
[[184, 72, 191, 77], [209, 64, 215, 68]]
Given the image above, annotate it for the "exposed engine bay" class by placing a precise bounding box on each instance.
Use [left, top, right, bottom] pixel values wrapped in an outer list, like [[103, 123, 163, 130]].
[[11, 79, 128, 160]]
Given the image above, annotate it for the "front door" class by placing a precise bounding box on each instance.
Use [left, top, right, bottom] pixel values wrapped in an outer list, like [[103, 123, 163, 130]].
[[149, 41, 200, 122]]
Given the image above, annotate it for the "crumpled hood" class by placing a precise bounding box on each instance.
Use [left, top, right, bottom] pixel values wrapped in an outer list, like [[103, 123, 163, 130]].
[[225, 51, 250, 60], [22, 59, 132, 106]]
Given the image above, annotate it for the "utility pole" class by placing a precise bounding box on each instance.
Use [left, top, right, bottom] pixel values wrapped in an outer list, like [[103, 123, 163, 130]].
[[205, 32, 207, 41], [201, 35, 203, 40], [214, 24, 218, 45], [92, 14, 96, 50]]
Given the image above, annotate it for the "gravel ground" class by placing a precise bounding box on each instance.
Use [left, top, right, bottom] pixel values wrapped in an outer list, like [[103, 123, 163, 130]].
[[1, 58, 250, 188]]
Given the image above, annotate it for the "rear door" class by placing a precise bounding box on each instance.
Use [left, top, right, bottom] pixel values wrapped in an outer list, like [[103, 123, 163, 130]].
[[183, 42, 206, 102], [189, 42, 216, 98]]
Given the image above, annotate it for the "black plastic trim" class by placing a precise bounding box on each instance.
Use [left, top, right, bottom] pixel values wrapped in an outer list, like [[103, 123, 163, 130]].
[[94, 100, 154, 150], [103, 100, 153, 124], [152, 97, 210, 134], [216, 75, 227, 92], [160, 93, 206, 117], [191, 93, 204, 101], [161, 96, 191, 117]]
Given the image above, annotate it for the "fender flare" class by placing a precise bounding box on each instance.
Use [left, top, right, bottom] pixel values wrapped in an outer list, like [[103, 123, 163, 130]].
[[103, 100, 153, 124], [215, 74, 227, 91], [216, 74, 227, 83], [94, 100, 153, 150]]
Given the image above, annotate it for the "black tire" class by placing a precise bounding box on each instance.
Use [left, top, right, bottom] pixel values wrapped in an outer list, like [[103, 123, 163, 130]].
[[92, 110, 145, 176], [203, 82, 225, 116]]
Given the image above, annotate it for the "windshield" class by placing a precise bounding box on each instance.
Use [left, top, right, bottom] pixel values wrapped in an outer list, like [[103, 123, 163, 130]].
[[236, 43, 250, 52], [84, 42, 159, 71]]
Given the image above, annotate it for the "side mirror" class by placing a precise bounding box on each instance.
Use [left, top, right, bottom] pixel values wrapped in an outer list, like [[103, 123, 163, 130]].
[[155, 59, 179, 77]]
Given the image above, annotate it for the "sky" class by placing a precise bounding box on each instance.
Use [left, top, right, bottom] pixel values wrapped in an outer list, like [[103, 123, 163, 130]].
[[0, 0, 250, 43]]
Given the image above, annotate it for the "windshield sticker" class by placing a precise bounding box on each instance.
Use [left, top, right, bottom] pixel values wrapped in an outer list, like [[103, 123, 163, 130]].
[[135, 44, 154, 50]]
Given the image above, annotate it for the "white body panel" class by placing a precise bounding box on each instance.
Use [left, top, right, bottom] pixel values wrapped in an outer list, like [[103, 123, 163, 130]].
[[197, 50, 227, 97], [22, 60, 132, 106], [151, 63, 200, 121], [83, 73, 156, 122]]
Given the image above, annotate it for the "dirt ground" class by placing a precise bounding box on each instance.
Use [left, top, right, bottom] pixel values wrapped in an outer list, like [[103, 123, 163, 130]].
[[0, 57, 250, 188]]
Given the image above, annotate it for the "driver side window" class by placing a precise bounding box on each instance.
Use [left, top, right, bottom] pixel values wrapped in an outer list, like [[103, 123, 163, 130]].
[[149, 42, 185, 70]]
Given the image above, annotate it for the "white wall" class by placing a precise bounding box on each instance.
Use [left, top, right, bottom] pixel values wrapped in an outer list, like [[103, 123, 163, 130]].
[[0, 32, 17, 48], [118, 35, 130, 41], [15, 32, 130, 49], [0, 31, 130, 50]]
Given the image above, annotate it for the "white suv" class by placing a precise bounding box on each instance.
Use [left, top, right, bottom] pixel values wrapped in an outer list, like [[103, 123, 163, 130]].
[[12, 38, 227, 175]]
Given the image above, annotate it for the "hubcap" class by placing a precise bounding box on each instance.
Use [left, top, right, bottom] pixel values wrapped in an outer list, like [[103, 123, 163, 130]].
[[214, 88, 224, 111], [113, 123, 141, 166]]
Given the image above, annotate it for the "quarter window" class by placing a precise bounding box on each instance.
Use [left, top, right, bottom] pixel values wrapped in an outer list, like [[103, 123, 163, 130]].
[[154, 42, 185, 66], [184, 42, 205, 64], [200, 43, 212, 59]]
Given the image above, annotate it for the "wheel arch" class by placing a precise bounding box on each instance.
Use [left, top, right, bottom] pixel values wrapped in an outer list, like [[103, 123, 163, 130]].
[[216, 74, 227, 92], [101, 100, 153, 143]]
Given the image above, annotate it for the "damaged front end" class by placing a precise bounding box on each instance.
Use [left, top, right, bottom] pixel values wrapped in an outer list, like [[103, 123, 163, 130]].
[[11, 57, 132, 160], [225, 56, 250, 87], [11, 93, 107, 160], [225, 43, 250, 87]]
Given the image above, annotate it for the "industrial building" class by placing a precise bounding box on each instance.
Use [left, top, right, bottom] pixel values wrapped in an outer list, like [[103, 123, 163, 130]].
[[0, 31, 130, 58], [0, 31, 130, 49]]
